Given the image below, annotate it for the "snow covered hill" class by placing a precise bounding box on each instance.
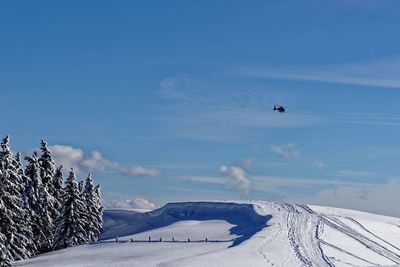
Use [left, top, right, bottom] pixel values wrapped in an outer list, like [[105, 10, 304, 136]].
[[15, 201, 400, 267]]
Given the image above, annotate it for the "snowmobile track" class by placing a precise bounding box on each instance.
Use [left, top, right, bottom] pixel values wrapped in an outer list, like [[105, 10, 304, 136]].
[[280, 203, 400, 266], [281, 203, 334, 267]]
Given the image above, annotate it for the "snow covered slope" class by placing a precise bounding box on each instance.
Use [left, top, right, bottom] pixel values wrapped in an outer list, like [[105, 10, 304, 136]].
[[16, 201, 400, 267]]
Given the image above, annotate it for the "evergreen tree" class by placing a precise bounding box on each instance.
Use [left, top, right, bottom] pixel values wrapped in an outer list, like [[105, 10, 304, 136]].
[[0, 185, 13, 267], [38, 140, 56, 190], [0, 136, 31, 260], [25, 152, 55, 252], [18, 152, 30, 212], [0, 231, 12, 267], [38, 140, 59, 219], [53, 165, 65, 208], [78, 180, 84, 197], [15, 153, 24, 195], [0, 136, 105, 264], [83, 174, 103, 242], [15, 153, 36, 256], [94, 184, 104, 235], [53, 169, 87, 250]]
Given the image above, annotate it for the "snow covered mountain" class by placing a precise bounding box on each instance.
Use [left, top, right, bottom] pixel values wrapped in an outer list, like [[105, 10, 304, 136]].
[[15, 201, 400, 267]]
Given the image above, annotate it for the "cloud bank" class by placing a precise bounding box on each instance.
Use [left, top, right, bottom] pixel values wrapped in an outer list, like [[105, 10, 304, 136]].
[[49, 145, 160, 177], [106, 197, 157, 210], [308, 180, 400, 217]]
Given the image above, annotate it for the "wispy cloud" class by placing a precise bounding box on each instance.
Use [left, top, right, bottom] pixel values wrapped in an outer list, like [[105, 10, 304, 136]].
[[178, 172, 400, 217], [157, 76, 319, 141], [307, 179, 400, 217], [178, 172, 384, 201], [242, 157, 256, 168], [49, 145, 160, 177], [182, 173, 382, 190], [270, 143, 301, 159], [237, 55, 400, 88], [219, 165, 252, 194], [159, 76, 198, 100], [270, 143, 325, 170], [251, 175, 378, 189], [180, 157, 255, 194], [183, 175, 226, 185], [105, 197, 157, 210], [127, 166, 160, 176], [311, 159, 326, 170], [332, 170, 377, 179], [252, 174, 400, 217]]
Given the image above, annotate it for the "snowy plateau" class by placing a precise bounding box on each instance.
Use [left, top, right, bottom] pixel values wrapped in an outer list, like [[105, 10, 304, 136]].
[[15, 201, 400, 267]]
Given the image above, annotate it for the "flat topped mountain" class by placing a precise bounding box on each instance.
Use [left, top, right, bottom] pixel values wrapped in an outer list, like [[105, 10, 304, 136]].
[[16, 201, 400, 267]]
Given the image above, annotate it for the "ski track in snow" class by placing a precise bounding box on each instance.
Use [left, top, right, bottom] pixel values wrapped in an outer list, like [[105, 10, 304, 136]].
[[16, 201, 400, 267], [279, 203, 334, 267], [271, 203, 400, 266]]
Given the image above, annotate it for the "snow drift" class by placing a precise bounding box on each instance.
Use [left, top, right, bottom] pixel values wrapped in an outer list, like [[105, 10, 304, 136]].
[[102, 202, 271, 247], [16, 201, 400, 267]]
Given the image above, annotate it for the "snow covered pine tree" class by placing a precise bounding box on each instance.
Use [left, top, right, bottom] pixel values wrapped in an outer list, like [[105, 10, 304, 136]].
[[25, 152, 55, 253], [0, 231, 11, 267], [15, 152, 36, 256], [94, 185, 104, 235], [78, 180, 84, 198], [0, 136, 32, 265], [53, 169, 88, 250], [83, 174, 103, 242], [0, 136, 104, 265], [38, 140, 59, 220], [53, 165, 65, 209]]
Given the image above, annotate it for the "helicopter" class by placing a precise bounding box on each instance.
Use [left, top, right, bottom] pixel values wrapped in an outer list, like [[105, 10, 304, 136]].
[[273, 105, 286, 113]]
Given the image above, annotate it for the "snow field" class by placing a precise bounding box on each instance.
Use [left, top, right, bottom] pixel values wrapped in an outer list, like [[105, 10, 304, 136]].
[[16, 201, 400, 267]]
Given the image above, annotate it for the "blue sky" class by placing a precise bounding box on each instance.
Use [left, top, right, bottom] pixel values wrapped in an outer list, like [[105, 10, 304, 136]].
[[2, 0, 400, 216]]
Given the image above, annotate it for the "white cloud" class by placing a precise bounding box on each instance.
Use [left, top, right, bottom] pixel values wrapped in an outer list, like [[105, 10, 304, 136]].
[[183, 175, 226, 185], [308, 180, 400, 217], [242, 157, 256, 169], [252, 144, 261, 151], [310, 159, 326, 170], [127, 166, 160, 177], [49, 145, 84, 171], [81, 150, 119, 171], [177, 172, 400, 216], [219, 165, 252, 194], [159, 76, 198, 100], [238, 55, 400, 89], [106, 198, 157, 210], [271, 143, 301, 159], [251, 175, 377, 189], [333, 170, 377, 178], [49, 145, 160, 177], [250, 173, 400, 217]]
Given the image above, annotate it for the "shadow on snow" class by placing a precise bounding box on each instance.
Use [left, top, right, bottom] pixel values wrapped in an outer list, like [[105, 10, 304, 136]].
[[101, 202, 271, 247]]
